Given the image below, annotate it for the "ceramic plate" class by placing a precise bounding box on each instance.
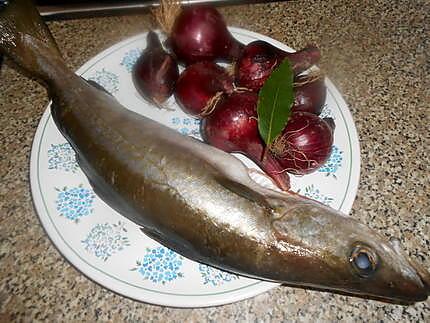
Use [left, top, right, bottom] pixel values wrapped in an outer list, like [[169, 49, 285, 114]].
[[30, 28, 361, 308]]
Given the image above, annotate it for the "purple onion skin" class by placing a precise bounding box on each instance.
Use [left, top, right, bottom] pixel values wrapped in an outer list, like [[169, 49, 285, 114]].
[[201, 92, 290, 191], [132, 31, 179, 105], [322, 117, 335, 131], [175, 61, 234, 116], [287, 45, 321, 75], [170, 6, 243, 65], [235, 41, 279, 91], [273, 112, 334, 175], [235, 40, 321, 91], [292, 75, 327, 115]]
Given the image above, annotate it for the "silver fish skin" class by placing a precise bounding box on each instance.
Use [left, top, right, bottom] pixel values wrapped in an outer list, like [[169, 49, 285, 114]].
[[0, 0, 428, 304]]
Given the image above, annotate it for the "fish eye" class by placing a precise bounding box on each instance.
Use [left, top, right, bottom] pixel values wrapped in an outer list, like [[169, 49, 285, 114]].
[[349, 244, 378, 277]]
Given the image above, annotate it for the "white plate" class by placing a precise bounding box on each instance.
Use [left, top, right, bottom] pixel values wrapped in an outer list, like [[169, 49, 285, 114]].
[[30, 28, 361, 308]]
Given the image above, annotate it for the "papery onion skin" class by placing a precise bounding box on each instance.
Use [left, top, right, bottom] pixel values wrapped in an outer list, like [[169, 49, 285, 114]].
[[170, 6, 243, 65], [235, 40, 321, 91], [175, 61, 234, 117], [272, 112, 334, 175], [201, 92, 290, 190], [132, 31, 179, 105]]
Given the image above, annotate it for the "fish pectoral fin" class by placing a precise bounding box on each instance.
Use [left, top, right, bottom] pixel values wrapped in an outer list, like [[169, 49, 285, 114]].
[[82, 77, 114, 97], [215, 175, 274, 209], [213, 165, 299, 211]]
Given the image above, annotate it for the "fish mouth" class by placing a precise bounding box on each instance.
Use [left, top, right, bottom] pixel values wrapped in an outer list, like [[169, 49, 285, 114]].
[[281, 282, 427, 305], [338, 281, 428, 304], [344, 281, 428, 304], [409, 259, 430, 298], [357, 292, 427, 305], [389, 237, 430, 300]]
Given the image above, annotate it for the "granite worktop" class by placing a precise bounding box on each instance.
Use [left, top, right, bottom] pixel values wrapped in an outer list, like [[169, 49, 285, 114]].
[[1, 0, 429, 321]]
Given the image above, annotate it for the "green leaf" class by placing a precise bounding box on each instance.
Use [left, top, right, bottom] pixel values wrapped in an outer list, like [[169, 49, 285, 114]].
[[257, 59, 294, 146]]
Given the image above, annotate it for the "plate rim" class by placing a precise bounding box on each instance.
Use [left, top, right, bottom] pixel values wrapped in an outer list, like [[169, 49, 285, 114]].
[[29, 27, 361, 308]]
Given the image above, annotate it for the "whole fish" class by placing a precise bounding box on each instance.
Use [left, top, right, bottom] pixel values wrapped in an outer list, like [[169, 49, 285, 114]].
[[1, 0, 428, 304]]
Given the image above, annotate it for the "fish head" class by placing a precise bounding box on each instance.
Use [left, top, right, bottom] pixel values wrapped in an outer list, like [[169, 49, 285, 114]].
[[272, 201, 429, 303], [339, 232, 430, 304]]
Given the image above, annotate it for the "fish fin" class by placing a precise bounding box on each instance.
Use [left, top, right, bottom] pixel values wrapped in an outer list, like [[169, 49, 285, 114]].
[[215, 175, 273, 209], [84, 78, 114, 97], [0, 0, 64, 81], [219, 175, 304, 212], [205, 154, 291, 210]]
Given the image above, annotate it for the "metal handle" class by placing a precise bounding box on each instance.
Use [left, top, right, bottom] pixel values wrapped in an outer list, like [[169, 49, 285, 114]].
[[38, 0, 287, 20]]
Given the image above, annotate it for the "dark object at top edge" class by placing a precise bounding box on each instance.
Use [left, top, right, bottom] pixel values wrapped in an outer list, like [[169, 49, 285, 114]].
[[37, 0, 288, 20], [0, 0, 9, 10]]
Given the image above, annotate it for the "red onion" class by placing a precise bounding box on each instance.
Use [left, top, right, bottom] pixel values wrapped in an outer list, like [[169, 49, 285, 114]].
[[235, 40, 321, 91], [287, 45, 321, 76], [271, 112, 334, 175], [132, 31, 179, 105], [169, 6, 243, 65], [292, 75, 327, 115], [201, 92, 290, 190], [322, 117, 336, 131], [175, 61, 234, 117]]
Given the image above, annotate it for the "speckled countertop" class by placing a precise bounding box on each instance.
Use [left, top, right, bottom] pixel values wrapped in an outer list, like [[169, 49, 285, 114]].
[[0, 0, 429, 321]]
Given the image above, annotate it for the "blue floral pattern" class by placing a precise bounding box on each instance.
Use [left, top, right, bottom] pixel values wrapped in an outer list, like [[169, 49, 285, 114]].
[[298, 184, 333, 206], [318, 145, 343, 177], [170, 117, 201, 137], [199, 264, 239, 286], [120, 48, 142, 72], [48, 143, 78, 173], [31, 34, 362, 307], [82, 222, 130, 261], [88, 69, 119, 94], [132, 247, 184, 284], [55, 185, 96, 222]]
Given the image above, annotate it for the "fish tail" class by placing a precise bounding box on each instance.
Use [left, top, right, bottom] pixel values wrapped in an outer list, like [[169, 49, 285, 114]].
[[0, 0, 65, 82]]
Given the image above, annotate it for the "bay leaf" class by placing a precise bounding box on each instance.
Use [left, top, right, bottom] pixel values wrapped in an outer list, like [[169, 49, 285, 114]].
[[257, 59, 294, 146]]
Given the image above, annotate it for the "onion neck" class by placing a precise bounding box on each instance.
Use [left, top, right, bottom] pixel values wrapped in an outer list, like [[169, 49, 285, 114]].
[[284, 46, 321, 75], [259, 153, 291, 191], [245, 143, 290, 191]]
